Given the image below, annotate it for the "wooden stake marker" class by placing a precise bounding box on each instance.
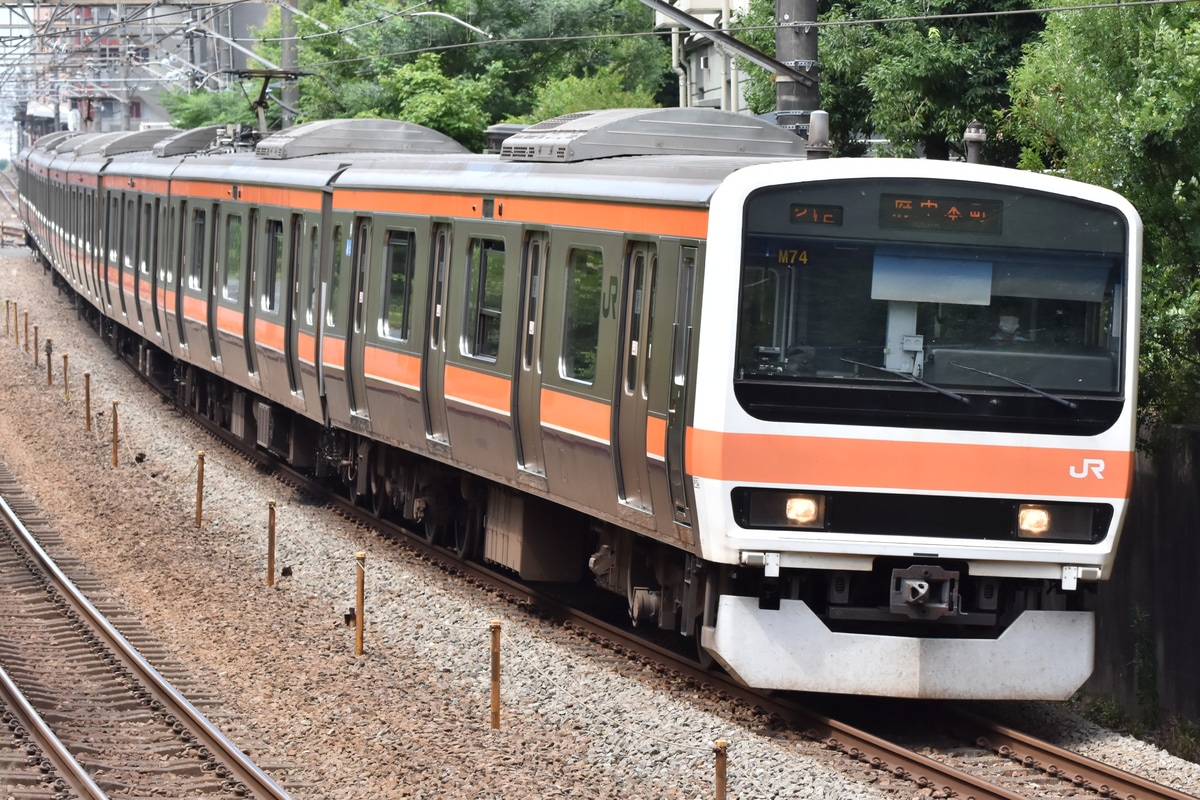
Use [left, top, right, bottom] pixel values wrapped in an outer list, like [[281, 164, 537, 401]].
[[355, 552, 366, 656], [267, 501, 276, 587], [490, 621, 502, 730], [195, 452, 205, 526], [714, 740, 728, 800], [111, 401, 119, 468]]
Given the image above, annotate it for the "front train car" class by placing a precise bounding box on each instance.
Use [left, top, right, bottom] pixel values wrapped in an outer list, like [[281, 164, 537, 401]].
[[694, 158, 1141, 699]]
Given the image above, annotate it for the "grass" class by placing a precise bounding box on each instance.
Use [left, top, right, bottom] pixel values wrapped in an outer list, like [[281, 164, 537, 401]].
[[1070, 694, 1200, 764]]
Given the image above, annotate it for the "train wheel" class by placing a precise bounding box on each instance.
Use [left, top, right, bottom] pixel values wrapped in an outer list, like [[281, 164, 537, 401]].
[[368, 464, 391, 519], [452, 505, 483, 560], [422, 517, 447, 546]]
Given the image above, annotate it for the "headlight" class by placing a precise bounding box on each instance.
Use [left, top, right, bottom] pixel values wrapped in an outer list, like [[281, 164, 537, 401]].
[[1016, 503, 1095, 542], [737, 489, 827, 530]]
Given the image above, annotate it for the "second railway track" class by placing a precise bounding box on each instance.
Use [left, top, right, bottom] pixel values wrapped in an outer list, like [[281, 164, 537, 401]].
[[0, 460, 296, 798]]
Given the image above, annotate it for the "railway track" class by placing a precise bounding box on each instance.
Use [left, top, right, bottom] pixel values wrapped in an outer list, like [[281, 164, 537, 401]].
[[0, 459, 296, 798], [178, 397, 1199, 800]]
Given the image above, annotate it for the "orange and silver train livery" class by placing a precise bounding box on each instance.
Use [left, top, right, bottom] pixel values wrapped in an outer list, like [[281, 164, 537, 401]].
[[17, 109, 1142, 699]]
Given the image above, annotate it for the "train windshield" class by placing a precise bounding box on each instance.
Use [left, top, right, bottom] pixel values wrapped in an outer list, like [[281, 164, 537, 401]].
[[735, 178, 1130, 434]]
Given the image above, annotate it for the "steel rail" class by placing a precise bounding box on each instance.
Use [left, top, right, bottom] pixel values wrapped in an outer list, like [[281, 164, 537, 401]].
[[953, 709, 1200, 800], [0, 490, 294, 800], [0, 659, 108, 798]]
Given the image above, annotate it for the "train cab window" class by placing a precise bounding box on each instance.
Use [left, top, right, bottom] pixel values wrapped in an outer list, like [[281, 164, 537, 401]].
[[464, 238, 505, 360], [188, 209, 205, 290], [262, 219, 283, 313], [222, 213, 243, 302], [562, 247, 604, 384], [381, 230, 415, 341]]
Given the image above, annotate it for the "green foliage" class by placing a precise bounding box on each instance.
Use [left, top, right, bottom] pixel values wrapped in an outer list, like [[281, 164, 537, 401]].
[[370, 54, 506, 151], [1131, 606, 1160, 728], [1007, 2, 1200, 426], [252, 0, 669, 135], [160, 86, 259, 129], [734, 0, 1038, 160], [508, 66, 658, 123]]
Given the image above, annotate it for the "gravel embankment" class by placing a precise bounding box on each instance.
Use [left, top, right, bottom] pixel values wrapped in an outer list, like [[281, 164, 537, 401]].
[[1, 242, 1198, 799]]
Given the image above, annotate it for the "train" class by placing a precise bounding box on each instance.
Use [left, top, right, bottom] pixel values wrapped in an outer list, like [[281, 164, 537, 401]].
[[16, 108, 1142, 699]]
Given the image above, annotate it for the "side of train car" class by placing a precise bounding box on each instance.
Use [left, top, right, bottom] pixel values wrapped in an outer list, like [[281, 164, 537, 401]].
[[17, 109, 1143, 699]]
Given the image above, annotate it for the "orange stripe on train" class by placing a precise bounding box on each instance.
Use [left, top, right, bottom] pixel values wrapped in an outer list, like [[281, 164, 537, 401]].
[[332, 189, 708, 238], [684, 429, 1132, 499], [541, 389, 609, 444], [445, 364, 511, 416], [363, 346, 421, 389]]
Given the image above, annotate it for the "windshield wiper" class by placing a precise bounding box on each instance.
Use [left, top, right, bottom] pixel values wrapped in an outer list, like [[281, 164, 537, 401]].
[[949, 362, 1077, 409], [841, 358, 969, 404]]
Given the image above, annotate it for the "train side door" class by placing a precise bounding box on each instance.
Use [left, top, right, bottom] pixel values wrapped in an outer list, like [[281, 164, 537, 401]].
[[243, 208, 260, 379], [512, 231, 548, 479], [614, 242, 656, 512], [284, 214, 304, 395], [148, 198, 163, 338], [206, 202, 221, 363], [667, 247, 698, 526], [347, 216, 371, 418], [421, 224, 452, 445]]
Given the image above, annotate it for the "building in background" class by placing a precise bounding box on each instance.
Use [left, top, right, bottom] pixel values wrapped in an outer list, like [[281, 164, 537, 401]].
[[656, 0, 753, 112], [3, 0, 265, 152]]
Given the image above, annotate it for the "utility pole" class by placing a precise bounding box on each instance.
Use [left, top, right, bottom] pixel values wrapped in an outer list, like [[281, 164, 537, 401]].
[[775, 0, 819, 140], [280, 0, 297, 128]]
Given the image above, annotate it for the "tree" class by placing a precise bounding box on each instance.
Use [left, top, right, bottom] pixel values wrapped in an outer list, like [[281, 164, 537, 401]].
[[508, 66, 659, 123], [734, 0, 1039, 160], [374, 54, 507, 151], [252, 0, 670, 133], [1007, 2, 1200, 427], [160, 85, 262, 129]]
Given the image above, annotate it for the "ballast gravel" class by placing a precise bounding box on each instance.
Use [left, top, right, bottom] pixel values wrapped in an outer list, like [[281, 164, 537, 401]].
[[1, 244, 1198, 799]]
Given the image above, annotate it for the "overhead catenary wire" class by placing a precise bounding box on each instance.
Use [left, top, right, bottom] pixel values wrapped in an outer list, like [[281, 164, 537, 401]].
[[3, 0, 1195, 52]]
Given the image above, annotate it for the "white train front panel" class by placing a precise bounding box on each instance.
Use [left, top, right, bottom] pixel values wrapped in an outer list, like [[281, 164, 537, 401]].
[[693, 159, 1142, 698]]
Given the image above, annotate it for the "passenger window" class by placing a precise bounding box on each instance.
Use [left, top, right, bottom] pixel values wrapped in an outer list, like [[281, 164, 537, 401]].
[[223, 214, 242, 302], [189, 209, 206, 290], [262, 219, 283, 313], [306, 225, 319, 325], [289, 216, 303, 321], [140, 203, 153, 275], [562, 248, 603, 384], [327, 224, 344, 329], [464, 238, 505, 359], [382, 230, 415, 341]]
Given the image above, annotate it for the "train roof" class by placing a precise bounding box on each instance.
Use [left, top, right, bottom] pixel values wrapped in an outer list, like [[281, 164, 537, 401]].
[[23, 109, 813, 206]]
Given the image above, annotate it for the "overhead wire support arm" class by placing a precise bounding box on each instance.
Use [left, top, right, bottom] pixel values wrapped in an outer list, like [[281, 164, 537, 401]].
[[635, 0, 815, 88]]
